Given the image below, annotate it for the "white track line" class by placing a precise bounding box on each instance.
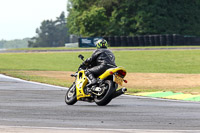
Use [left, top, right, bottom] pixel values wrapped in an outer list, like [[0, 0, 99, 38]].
[[0, 125, 200, 133], [0, 74, 68, 90]]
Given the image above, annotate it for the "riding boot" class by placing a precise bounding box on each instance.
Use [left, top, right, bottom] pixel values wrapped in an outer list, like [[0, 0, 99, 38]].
[[85, 71, 97, 87]]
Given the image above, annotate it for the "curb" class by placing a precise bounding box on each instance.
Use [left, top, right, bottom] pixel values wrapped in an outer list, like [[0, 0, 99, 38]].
[[133, 91, 200, 102]]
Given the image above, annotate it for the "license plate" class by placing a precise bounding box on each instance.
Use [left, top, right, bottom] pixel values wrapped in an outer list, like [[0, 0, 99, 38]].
[[114, 75, 123, 86]]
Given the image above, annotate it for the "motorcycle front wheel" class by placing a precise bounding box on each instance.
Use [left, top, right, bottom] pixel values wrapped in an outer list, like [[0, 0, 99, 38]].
[[94, 80, 115, 106], [65, 83, 77, 105]]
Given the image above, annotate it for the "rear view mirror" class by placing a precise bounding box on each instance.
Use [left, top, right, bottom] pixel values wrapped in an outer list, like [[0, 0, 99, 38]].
[[78, 54, 84, 61]]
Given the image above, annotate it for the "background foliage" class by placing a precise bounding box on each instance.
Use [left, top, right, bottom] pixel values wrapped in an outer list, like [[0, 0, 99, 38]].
[[67, 0, 200, 37], [28, 12, 70, 47], [0, 38, 29, 49]]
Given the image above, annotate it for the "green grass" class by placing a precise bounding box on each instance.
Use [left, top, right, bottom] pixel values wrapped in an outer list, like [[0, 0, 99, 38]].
[[115, 50, 200, 73], [0, 52, 90, 71], [1, 50, 200, 73]]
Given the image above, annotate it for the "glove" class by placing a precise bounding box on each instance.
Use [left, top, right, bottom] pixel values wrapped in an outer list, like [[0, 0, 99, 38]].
[[82, 58, 90, 66], [81, 61, 88, 66], [83, 61, 89, 66]]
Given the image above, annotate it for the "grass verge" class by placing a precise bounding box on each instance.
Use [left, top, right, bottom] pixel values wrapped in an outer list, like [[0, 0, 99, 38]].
[[0, 70, 71, 87]]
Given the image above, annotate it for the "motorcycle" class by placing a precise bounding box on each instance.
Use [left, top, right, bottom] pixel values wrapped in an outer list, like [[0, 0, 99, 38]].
[[65, 54, 128, 106]]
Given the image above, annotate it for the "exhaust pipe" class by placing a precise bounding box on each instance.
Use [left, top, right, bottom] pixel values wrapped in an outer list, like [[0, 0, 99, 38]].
[[112, 87, 127, 99], [122, 87, 127, 92]]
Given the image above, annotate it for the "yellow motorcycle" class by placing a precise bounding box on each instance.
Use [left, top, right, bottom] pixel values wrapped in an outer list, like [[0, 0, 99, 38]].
[[65, 54, 127, 106]]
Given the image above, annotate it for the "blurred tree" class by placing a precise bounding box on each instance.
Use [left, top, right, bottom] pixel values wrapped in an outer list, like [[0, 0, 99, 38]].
[[0, 38, 30, 49], [67, 0, 200, 36], [28, 12, 70, 47], [133, 0, 200, 35]]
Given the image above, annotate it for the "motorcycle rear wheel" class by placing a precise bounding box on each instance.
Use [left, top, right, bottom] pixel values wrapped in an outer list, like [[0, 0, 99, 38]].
[[65, 83, 77, 105], [94, 80, 115, 106]]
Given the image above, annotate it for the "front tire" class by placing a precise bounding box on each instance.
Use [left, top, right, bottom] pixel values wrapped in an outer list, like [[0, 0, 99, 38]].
[[65, 83, 77, 105], [94, 80, 115, 106]]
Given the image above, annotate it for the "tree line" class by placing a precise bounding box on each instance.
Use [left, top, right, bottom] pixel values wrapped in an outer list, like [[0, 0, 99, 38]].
[[29, 0, 200, 47], [0, 38, 29, 49], [67, 0, 200, 37]]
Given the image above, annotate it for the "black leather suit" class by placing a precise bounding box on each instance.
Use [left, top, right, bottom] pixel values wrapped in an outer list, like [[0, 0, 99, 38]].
[[84, 48, 116, 77]]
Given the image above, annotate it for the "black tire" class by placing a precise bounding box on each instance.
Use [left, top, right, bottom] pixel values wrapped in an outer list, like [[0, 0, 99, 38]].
[[94, 80, 115, 106], [65, 83, 77, 105]]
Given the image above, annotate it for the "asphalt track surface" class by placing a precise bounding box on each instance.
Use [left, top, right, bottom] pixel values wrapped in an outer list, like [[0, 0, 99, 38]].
[[1, 74, 200, 133]]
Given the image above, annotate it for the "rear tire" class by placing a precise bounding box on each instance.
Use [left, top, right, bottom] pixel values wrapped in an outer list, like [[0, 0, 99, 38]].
[[65, 83, 77, 105], [94, 80, 115, 106]]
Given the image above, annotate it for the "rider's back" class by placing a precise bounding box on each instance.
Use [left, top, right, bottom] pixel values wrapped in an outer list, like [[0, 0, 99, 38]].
[[93, 48, 116, 67]]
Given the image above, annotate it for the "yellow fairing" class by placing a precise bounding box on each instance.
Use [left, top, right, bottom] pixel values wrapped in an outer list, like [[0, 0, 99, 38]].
[[99, 67, 127, 80], [75, 70, 91, 100]]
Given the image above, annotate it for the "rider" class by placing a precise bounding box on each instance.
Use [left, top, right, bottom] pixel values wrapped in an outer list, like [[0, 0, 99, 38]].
[[83, 39, 116, 87]]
